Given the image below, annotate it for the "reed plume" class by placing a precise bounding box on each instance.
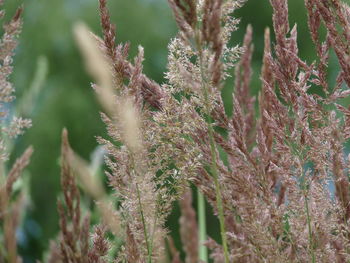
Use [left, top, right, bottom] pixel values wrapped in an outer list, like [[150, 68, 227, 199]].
[[53, 0, 350, 262]]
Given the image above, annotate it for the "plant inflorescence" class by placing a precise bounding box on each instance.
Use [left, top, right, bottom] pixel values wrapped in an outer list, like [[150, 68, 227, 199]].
[[4, 0, 350, 262]]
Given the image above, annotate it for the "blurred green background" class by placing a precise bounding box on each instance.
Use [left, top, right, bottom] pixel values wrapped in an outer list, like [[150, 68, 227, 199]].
[[3, 0, 335, 261]]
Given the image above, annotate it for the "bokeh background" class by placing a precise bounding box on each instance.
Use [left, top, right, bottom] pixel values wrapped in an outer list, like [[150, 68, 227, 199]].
[[3, 0, 336, 261]]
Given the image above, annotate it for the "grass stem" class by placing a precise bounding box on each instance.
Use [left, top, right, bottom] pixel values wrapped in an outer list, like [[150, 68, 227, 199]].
[[195, 35, 230, 263], [136, 182, 152, 263], [198, 189, 208, 262], [304, 191, 315, 263]]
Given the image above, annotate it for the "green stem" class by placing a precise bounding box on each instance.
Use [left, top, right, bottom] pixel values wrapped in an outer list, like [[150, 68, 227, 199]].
[[297, 158, 315, 263], [207, 118, 230, 263], [195, 35, 230, 263], [149, 205, 160, 261], [303, 187, 315, 263], [197, 189, 208, 262], [136, 182, 152, 263]]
